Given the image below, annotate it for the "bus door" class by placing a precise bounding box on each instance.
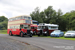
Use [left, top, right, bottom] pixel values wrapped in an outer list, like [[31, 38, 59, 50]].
[[20, 25, 24, 34]]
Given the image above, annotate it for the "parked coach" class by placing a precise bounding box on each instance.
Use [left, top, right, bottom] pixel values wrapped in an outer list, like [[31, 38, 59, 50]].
[[37, 23, 58, 36]]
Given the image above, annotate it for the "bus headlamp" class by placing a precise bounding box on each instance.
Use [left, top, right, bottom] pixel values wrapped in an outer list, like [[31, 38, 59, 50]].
[[30, 31, 33, 34], [45, 31, 47, 34]]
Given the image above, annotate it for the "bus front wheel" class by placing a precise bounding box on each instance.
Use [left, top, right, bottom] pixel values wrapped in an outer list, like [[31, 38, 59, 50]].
[[20, 32, 24, 37], [9, 32, 13, 36]]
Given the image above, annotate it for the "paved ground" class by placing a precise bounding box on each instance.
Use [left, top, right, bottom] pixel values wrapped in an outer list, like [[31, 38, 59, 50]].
[[0, 34, 75, 50], [0, 34, 43, 50]]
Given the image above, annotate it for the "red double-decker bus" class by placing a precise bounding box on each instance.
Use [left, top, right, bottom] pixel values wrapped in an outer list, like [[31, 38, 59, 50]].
[[7, 15, 33, 37]]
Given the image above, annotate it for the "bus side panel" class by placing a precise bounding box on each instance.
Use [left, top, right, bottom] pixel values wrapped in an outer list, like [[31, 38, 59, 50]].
[[49, 30, 54, 35], [12, 29, 21, 35], [9, 29, 17, 35], [7, 29, 12, 34], [16, 29, 21, 35], [7, 29, 10, 34], [8, 29, 21, 35], [11, 30, 15, 35], [15, 29, 25, 35], [31, 29, 35, 32], [19, 29, 27, 34]]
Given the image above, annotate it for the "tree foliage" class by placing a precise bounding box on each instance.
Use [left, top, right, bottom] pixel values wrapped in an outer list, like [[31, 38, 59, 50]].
[[30, 6, 75, 31], [30, 6, 67, 31], [63, 11, 75, 30], [0, 16, 8, 30], [0, 6, 75, 31], [30, 7, 43, 23]]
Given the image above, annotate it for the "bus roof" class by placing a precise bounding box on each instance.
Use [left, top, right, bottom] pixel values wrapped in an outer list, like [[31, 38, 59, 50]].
[[38, 23, 58, 27], [9, 15, 31, 19]]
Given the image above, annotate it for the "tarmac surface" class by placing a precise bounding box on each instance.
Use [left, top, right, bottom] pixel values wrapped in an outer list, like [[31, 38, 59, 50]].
[[0, 34, 43, 50], [0, 34, 75, 50]]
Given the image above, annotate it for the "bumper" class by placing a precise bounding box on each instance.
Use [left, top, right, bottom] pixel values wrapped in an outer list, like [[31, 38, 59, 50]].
[[50, 34, 60, 37], [23, 33, 27, 35], [23, 33, 32, 35]]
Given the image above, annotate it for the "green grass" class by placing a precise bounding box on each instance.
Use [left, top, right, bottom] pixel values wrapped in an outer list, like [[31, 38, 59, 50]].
[[0, 30, 7, 34], [0, 30, 75, 41], [33, 35, 75, 41]]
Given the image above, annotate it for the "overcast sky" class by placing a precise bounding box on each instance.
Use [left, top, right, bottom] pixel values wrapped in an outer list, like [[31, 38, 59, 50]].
[[0, 0, 75, 18]]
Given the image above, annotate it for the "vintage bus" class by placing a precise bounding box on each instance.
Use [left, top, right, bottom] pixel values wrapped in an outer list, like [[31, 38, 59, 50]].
[[37, 23, 58, 36], [30, 25, 38, 35], [7, 15, 33, 37]]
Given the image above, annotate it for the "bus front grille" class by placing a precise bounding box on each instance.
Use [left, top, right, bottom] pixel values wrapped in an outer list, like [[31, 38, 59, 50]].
[[27, 30, 30, 34]]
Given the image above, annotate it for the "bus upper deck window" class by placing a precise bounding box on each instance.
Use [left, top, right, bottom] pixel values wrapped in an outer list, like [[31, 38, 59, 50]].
[[16, 17, 18, 20], [28, 17, 31, 20], [13, 18, 16, 21], [24, 16, 27, 19], [18, 17, 20, 20], [20, 16, 23, 19]]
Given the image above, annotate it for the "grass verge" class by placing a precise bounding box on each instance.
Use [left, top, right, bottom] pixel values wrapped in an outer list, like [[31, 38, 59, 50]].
[[0, 30, 7, 34], [33, 35, 75, 41], [0, 30, 75, 41]]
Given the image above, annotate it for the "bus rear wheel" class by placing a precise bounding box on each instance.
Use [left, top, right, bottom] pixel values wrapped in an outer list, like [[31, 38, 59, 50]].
[[9, 32, 13, 36], [20, 32, 24, 37]]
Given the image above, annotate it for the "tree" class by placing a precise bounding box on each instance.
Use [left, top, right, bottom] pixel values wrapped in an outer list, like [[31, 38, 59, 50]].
[[63, 10, 75, 30], [56, 9, 66, 31], [30, 6, 75, 31], [0, 16, 8, 30], [44, 6, 57, 23], [30, 7, 43, 23], [39, 11, 45, 23]]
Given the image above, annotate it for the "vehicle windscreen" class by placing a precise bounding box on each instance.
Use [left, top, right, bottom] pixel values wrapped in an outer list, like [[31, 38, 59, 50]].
[[53, 30, 60, 33], [23, 25, 30, 29], [31, 27, 37, 29], [37, 26, 48, 29], [28, 17, 32, 20], [42, 26, 48, 29], [34, 27, 37, 29]]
